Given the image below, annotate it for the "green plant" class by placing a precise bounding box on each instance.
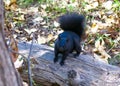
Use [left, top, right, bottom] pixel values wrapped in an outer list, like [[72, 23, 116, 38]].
[[95, 33, 116, 49], [108, 53, 120, 65], [112, 0, 120, 11], [17, 0, 37, 7]]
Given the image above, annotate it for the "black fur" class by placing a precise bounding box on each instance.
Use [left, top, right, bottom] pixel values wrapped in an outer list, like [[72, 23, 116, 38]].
[[54, 12, 85, 66]]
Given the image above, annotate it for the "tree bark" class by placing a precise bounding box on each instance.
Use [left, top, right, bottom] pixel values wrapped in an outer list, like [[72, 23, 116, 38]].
[[18, 42, 120, 86], [0, 0, 23, 86]]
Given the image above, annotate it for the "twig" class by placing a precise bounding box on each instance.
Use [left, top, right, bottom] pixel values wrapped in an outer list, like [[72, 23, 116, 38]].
[[27, 33, 34, 86]]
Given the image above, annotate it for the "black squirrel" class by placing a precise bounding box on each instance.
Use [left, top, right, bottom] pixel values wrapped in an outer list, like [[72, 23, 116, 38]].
[[54, 12, 85, 66]]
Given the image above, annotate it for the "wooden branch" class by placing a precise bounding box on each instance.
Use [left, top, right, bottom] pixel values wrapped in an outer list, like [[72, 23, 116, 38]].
[[18, 42, 120, 86], [0, 0, 23, 85]]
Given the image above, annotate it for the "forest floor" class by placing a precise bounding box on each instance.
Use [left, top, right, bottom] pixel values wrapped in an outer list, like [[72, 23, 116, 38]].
[[4, 0, 120, 66]]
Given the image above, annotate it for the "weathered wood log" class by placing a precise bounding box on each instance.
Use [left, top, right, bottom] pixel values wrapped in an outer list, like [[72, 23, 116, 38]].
[[18, 42, 120, 86]]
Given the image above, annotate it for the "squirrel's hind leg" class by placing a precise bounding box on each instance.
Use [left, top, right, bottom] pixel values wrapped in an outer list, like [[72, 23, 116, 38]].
[[60, 52, 68, 66], [54, 50, 59, 63]]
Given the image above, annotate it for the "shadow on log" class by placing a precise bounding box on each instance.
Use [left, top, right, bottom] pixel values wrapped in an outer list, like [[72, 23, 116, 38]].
[[18, 42, 120, 86]]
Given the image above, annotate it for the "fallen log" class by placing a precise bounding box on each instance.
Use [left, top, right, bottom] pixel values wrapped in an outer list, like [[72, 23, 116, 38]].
[[18, 42, 120, 86]]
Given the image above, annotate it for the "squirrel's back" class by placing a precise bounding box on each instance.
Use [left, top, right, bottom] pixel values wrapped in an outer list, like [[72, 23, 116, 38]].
[[59, 12, 85, 37]]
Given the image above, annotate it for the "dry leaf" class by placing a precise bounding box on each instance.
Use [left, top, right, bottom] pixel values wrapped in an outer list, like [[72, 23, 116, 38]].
[[102, 1, 113, 10], [4, 0, 17, 10], [23, 82, 28, 86], [37, 35, 47, 44], [94, 39, 111, 62], [91, 22, 98, 33], [47, 34, 54, 42], [91, 2, 98, 8], [14, 56, 23, 69], [4, 0, 16, 6], [9, 3, 18, 11], [54, 21, 59, 27], [10, 36, 18, 62], [13, 15, 25, 21]]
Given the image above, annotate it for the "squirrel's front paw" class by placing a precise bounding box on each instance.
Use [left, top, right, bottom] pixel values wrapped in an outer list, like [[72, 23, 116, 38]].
[[74, 53, 80, 58], [54, 57, 58, 63], [60, 61, 65, 66]]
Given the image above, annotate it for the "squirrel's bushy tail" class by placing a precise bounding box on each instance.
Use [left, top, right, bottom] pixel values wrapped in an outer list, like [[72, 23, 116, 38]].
[[59, 12, 85, 37]]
